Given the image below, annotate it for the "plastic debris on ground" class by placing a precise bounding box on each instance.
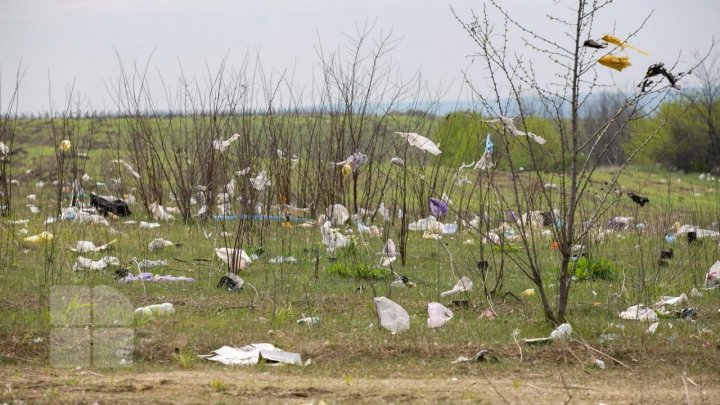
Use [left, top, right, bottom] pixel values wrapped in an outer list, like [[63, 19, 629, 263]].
[[73, 256, 120, 271], [521, 288, 535, 297], [619, 304, 658, 322], [321, 221, 349, 254], [23, 231, 53, 243], [441, 276, 473, 297], [201, 343, 302, 366], [705, 261, 720, 288], [374, 296, 410, 334], [297, 316, 320, 325], [120, 272, 195, 283], [647, 322, 659, 334], [380, 239, 398, 266], [676, 307, 697, 320], [653, 293, 688, 308], [268, 256, 298, 264], [216, 273, 243, 291], [135, 302, 175, 316], [427, 302, 453, 328], [215, 248, 252, 272], [139, 221, 161, 229], [390, 275, 415, 288], [134, 258, 168, 269], [593, 358, 607, 369], [452, 350, 496, 364], [524, 323, 572, 344], [148, 238, 176, 252], [70, 240, 116, 253]]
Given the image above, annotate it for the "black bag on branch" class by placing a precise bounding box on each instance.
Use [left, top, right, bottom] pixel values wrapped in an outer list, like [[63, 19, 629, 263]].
[[90, 193, 131, 217]]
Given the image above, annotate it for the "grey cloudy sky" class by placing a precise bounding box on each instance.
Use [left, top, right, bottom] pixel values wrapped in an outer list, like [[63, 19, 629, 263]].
[[1, 0, 718, 113]]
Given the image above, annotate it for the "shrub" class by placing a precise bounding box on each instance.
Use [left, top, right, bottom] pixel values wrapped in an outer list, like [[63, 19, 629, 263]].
[[326, 262, 389, 280], [572, 257, 618, 281]]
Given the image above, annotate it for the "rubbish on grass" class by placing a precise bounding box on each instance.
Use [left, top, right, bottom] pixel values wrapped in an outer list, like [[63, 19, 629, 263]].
[[148, 238, 177, 252], [201, 343, 302, 366], [440, 276, 473, 297], [139, 221, 161, 229], [705, 261, 720, 288], [524, 323, 572, 344], [677, 307, 697, 320], [216, 273, 243, 291], [120, 272, 195, 283], [593, 358, 607, 369], [297, 316, 320, 325], [427, 302, 453, 328], [480, 309, 496, 320], [134, 258, 168, 269], [390, 275, 415, 288], [135, 302, 175, 316], [250, 171, 271, 191], [70, 240, 116, 253], [374, 297, 410, 334], [619, 304, 658, 322], [660, 249, 674, 259], [90, 193, 131, 217], [73, 256, 120, 271], [653, 294, 688, 308], [149, 202, 173, 221], [690, 288, 703, 297], [380, 239, 398, 266], [521, 288, 535, 297], [321, 221, 349, 254], [452, 350, 497, 364], [215, 248, 252, 272], [268, 256, 297, 264], [550, 323, 572, 340], [647, 322, 659, 334], [23, 231, 53, 243]]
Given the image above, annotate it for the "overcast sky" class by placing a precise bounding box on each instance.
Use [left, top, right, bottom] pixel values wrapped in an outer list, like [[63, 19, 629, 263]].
[[1, 0, 718, 114]]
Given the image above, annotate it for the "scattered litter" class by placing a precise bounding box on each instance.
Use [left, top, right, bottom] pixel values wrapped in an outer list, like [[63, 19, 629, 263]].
[[550, 323, 572, 340], [216, 273, 243, 291], [619, 304, 658, 322], [201, 343, 302, 366], [452, 350, 497, 364], [374, 297, 410, 334], [73, 256, 120, 271], [380, 239, 398, 266], [653, 294, 688, 308], [705, 261, 720, 288], [135, 302, 175, 316], [268, 256, 297, 264], [690, 288, 703, 297], [297, 316, 321, 325], [593, 358, 607, 369], [23, 231, 53, 243], [215, 248, 252, 272], [676, 307, 697, 320], [525, 323, 572, 344], [647, 322, 659, 334], [441, 276, 473, 297], [427, 302, 453, 328], [139, 221, 161, 229], [91, 193, 131, 217], [521, 288, 535, 297], [133, 258, 168, 269], [148, 238, 176, 252], [70, 240, 116, 253], [390, 275, 415, 288], [250, 171, 272, 191], [149, 202, 173, 221], [480, 309, 496, 320], [321, 221, 349, 253], [120, 272, 195, 283]]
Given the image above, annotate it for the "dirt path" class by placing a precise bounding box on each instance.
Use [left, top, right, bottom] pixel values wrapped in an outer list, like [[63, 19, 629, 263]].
[[2, 365, 719, 404]]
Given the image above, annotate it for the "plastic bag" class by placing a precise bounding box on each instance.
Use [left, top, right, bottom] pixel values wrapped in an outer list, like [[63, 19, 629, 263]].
[[374, 297, 410, 334], [427, 302, 453, 328]]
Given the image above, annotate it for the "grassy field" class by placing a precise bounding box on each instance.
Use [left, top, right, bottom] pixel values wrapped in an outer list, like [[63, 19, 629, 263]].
[[2, 121, 720, 403]]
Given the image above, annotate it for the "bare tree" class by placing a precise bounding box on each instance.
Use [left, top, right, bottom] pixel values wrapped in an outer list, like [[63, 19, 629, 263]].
[[454, 0, 710, 323]]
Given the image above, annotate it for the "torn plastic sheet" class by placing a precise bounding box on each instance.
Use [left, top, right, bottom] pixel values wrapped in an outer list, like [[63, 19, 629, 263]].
[[374, 297, 410, 334], [441, 276, 473, 297], [201, 344, 302, 366]]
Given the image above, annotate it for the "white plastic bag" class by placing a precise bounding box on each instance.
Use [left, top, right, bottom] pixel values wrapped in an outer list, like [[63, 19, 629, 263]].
[[374, 297, 410, 334], [427, 302, 453, 328]]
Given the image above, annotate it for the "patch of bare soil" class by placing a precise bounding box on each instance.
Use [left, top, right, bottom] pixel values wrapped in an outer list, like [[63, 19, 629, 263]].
[[2, 365, 719, 404]]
